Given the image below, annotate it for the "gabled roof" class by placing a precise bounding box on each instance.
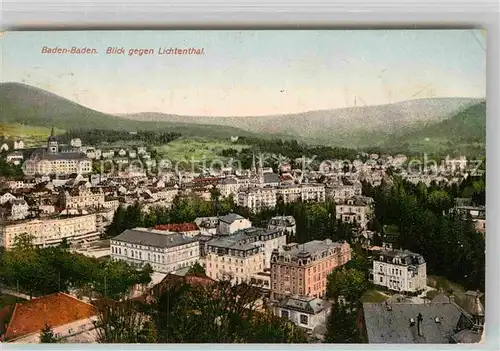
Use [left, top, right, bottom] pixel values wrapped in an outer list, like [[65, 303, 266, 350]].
[[278, 295, 331, 315], [219, 213, 245, 224], [148, 272, 215, 299], [2, 292, 97, 341], [263, 173, 280, 184]]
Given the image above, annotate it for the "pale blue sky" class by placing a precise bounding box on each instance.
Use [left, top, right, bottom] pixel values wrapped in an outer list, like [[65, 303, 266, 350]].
[[1, 30, 486, 116]]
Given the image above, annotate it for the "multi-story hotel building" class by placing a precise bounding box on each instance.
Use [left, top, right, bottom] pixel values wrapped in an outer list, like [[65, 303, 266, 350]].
[[110, 228, 200, 273], [217, 177, 242, 198], [24, 128, 92, 176], [60, 187, 120, 212], [1, 214, 99, 249], [237, 187, 277, 212], [205, 227, 287, 285], [61, 187, 105, 209], [369, 249, 426, 294], [270, 239, 351, 300], [277, 184, 326, 204]]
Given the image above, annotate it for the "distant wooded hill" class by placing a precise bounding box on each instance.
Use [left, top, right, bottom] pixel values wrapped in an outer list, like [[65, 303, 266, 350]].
[[0, 82, 485, 155]]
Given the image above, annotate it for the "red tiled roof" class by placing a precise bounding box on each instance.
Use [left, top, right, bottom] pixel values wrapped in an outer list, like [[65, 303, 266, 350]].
[[147, 273, 215, 300], [153, 223, 198, 232], [2, 293, 97, 341]]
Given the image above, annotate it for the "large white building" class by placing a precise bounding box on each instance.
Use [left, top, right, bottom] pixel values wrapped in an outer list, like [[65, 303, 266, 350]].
[[277, 184, 326, 204], [110, 228, 200, 273], [237, 188, 277, 212], [217, 177, 241, 198], [1, 214, 99, 249], [24, 128, 92, 176], [218, 213, 252, 235], [205, 227, 287, 285], [61, 187, 105, 209], [370, 249, 427, 294], [60, 187, 119, 212]]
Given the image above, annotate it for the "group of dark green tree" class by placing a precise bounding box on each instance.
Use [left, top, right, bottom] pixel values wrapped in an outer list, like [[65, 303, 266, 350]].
[[363, 174, 485, 291], [92, 278, 308, 343], [60, 129, 181, 146], [107, 171, 485, 293], [0, 234, 152, 300], [0, 157, 23, 178], [106, 190, 357, 245], [323, 244, 371, 343]]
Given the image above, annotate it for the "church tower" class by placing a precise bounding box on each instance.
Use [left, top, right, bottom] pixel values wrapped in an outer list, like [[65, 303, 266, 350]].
[[47, 126, 59, 153]]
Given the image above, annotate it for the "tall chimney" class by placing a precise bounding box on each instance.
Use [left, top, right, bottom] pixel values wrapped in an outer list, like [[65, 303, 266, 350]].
[[417, 313, 423, 337]]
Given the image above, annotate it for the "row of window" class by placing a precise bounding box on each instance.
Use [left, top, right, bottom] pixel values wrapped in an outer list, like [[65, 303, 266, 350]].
[[378, 265, 404, 276]]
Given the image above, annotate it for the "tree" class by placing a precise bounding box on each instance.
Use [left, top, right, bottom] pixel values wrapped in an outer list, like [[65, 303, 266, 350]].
[[94, 299, 155, 343], [106, 205, 126, 237], [94, 260, 151, 300], [124, 202, 143, 230], [12, 232, 35, 251], [187, 262, 205, 275], [40, 323, 59, 343], [150, 279, 306, 343], [326, 267, 369, 305], [324, 302, 360, 343], [59, 237, 70, 250], [244, 311, 307, 343], [427, 190, 453, 213]]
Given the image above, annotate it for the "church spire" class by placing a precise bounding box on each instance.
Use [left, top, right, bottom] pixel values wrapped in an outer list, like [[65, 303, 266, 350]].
[[47, 126, 58, 153]]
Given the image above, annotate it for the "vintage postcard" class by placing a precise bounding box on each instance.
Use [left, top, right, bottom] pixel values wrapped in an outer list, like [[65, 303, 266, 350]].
[[0, 30, 486, 344]]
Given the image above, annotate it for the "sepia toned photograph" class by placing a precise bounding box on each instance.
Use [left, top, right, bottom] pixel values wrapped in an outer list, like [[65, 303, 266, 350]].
[[0, 29, 486, 344]]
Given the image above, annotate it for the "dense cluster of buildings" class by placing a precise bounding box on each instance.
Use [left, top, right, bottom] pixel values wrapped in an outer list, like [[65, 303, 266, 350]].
[[0, 131, 486, 345], [105, 212, 352, 339]]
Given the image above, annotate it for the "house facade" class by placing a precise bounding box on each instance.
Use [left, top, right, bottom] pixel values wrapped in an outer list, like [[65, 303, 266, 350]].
[[218, 213, 252, 235], [237, 188, 277, 212], [205, 227, 286, 285], [369, 249, 427, 294], [335, 196, 373, 229], [24, 128, 92, 176], [270, 240, 351, 300], [1, 214, 99, 249], [274, 295, 331, 333], [110, 228, 200, 273], [267, 216, 296, 236]]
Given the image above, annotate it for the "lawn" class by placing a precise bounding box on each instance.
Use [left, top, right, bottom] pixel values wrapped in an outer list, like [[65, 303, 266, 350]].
[[361, 289, 389, 303], [155, 137, 250, 164], [1, 123, 65, 147], [0, 293, 25, 309]]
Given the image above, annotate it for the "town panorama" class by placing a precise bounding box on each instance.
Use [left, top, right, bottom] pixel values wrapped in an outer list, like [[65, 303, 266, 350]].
[[0, 30, 486, 344]]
